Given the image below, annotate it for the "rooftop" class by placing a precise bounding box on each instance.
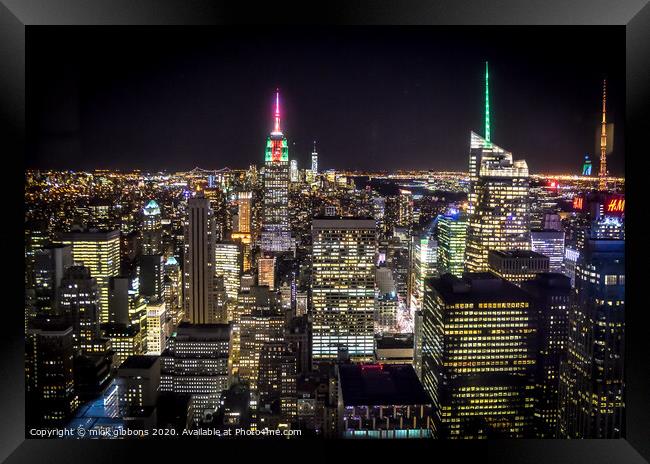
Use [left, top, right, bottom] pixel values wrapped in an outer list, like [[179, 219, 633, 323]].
[[488, 249, 549, 260], [430, 272, 530, 304], [118, 355, 159, 370], [338, 364, 432, 407]]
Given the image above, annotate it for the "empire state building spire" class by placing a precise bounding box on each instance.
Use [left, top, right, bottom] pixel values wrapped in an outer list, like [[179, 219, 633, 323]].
[[598, 80, 608, 191], [272, 88, 282, 135]]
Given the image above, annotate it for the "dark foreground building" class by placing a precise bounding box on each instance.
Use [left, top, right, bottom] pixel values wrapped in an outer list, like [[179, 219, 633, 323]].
[[337, 363, 433, 438]]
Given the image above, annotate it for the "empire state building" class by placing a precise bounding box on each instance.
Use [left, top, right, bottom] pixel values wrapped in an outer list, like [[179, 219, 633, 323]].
[[261, 90, 292, 253]]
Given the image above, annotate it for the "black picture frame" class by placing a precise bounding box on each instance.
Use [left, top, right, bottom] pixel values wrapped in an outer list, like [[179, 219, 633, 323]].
[[2, 1, 649, 463]]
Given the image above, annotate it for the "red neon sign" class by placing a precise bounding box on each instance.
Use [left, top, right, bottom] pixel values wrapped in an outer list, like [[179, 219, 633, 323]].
[[573, 197, 583, 210]]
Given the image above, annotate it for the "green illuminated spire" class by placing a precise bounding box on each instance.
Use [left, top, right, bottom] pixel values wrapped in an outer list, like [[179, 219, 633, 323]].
[[485, 61, 491, 143]]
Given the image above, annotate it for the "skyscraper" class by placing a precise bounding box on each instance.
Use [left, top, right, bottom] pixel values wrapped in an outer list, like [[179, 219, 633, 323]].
[[290, 159, 299, 183], [421, 273, 537, 438], [466, 63, 530, 272], [311, 141, 318, 175], [521, 273, 571, 438], [258, 255, 276, 290], [26, 316, 78, 426], [375, 267, 398, 333], [409, 232, 438, 312], [33, 244, 73, 315], [311, 218, 376, 362], [161, 322, 231, 423], [237, 307, 285, 389], [60, 229, 121, 324], [58, 265, 101, 353], [437, 210, 468, 278], [558, 238, 625, 438], [183, 194, 217, 324], [142, 200, 163, 255], [465, 131, 531, 271], [261, 90, 292, 254], [530, 229, 565, 273], [214, 241, 242, 303]]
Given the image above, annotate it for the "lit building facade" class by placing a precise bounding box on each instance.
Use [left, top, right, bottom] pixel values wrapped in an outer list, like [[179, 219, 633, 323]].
[[421, 273, 537, 438], [261, 90, 292, 253], [161, 322, 231, 422], [558, 239, 625, 438], [33, 244, 73, 315], [214, 241, 241, 303], [530, 229, 565, 273], [312, 218, 376, 362], [437, 210, 468, 278], [26, 316, 79, 426], [311, 141, 318, 175], [58, 265, 101, 354], [521, 273, 571, 438], [237, 308, 285, 389], [258, 256, 276, 290], [409, 234, 438, 312], [142, 200, 163, 255], [466, 131, 531, 272], [60, 229, 121, 324], [146, 300, 167, 355], [375, 267, 398, 333]]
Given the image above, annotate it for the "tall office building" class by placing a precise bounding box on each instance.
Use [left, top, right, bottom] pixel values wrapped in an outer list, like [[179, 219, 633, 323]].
[[161, 322, 231, 422], [311, 141, 318, 175], [146, 300, 167, 355], [60, 229, 121, 324], [437, 210, 468, 278], [116, 355, 160, 428], [521, 273, 571, 438], [33, 244, 73, 315], [261, 90, 292, 253], [26, 316, 79, 426], [531, 229, 565, 273], [237, 307, 286, 389], [558, 239, 625, 438], [311, 218, 376, 362], [466, 131, 531, 272], [108, 275, 147, 329], [375, 267, 398, 333], [466, 64, 530, 271], [142, 200, 163, 255], [257, 341, 297, 419], [183, 194, 217, 324], [214, 241, 242, 303], [58, 265, 101, 354], [232, 192, 253, 272], [409, 233, 438, 312], [140, 253, 165, 300], [258, 255, 276, 290], [421, 273, 537, 438], [290, 159, 299, 183], [164, 256, 183, 326]]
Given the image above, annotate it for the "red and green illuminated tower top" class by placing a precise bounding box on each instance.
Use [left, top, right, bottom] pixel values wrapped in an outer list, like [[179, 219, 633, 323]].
[[265, 89, 289, 164]]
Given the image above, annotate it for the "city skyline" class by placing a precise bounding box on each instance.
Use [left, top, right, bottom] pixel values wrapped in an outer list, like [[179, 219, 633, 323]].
[[24, 26, 626, 441], [27, 27, 624, 175]]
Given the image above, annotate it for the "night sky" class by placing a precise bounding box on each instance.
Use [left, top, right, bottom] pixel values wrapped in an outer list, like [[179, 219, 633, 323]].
[[26, 27, 625, 175]]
